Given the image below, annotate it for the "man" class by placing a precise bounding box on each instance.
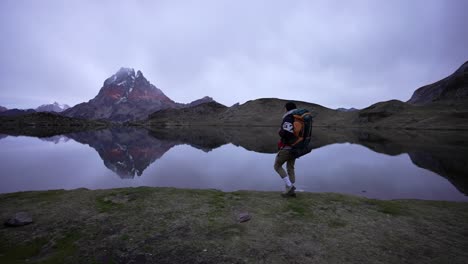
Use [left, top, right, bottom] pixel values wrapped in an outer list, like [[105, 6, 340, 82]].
[[274, 101, 298, 197]]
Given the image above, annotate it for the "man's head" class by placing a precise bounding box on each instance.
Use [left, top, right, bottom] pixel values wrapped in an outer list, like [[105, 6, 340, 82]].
[[285, 102, 297, 111]]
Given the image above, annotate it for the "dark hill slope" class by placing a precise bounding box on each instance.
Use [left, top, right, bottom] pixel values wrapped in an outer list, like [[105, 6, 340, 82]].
[[145, 101, 228, 126], [356, 99, 468, 130], [408, 61, 468, 104]]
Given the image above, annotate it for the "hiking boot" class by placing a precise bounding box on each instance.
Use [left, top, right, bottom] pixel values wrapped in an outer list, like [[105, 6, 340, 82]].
[[281, 185, 296, 198]]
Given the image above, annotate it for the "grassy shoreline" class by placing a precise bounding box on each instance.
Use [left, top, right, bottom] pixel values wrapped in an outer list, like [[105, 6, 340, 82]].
[[1, 187, 467, 263]]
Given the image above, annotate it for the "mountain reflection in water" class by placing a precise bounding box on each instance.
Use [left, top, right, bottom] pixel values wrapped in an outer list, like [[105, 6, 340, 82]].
[[56, 127, 468, 195], [67, 129, 176, 178], [1, 126, 467, 200]]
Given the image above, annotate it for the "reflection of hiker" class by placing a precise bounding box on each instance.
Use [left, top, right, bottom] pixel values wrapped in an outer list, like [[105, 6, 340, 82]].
[[274, 102, 313, 197]]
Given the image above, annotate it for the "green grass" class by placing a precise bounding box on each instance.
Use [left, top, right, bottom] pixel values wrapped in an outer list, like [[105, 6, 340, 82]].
[[284, 198, 314, 218], [0, 230, 81, 264], [121, 186, 154, 199], [40, 231, 81, 264], [366, 200, 407, 216], [1, 190, 66, 201], [326, 193, 364, 206], [207, 190, 227, 214], [328, 218, 347, 228], [206, 190, 228, 225], [2, 187, 467, 263], [288, 202, 307, 216], [0, 237, 48, 263], [95, 196, 124, 213]]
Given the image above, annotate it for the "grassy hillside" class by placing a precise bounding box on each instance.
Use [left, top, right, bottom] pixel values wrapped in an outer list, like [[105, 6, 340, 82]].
[[357, 99, 468, 130], [144, 98, 356, 127], [143, 97, 468, 130]]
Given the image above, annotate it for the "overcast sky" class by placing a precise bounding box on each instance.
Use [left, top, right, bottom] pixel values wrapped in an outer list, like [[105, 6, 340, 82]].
[[1, 0, 467, 110]]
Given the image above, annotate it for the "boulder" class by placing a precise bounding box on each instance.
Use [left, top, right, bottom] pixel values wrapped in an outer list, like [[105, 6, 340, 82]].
[[238, 212, 251, 223], [4, 212, 33, 227]]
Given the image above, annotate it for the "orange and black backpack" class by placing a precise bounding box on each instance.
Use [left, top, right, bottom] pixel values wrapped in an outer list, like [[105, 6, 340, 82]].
[[290, 109, 314, 158]]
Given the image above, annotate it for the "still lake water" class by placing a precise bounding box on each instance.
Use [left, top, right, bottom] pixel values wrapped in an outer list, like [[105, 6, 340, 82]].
[[0, 127, 467, 201]]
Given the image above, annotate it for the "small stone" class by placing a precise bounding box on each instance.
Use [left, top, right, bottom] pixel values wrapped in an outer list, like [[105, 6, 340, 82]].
[[4, 212, 33, 227], [238, 212, 251, 223]]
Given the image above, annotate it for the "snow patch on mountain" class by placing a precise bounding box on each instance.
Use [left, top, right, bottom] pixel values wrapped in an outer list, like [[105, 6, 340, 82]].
[[36, 102, 70, 112]]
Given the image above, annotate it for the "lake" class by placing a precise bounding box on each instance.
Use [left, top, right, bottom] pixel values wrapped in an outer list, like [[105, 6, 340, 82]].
[[0, 127, 467, 201]]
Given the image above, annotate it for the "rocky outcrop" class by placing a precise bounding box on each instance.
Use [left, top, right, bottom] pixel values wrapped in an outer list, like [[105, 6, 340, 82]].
[[408, 61, 468, 105]]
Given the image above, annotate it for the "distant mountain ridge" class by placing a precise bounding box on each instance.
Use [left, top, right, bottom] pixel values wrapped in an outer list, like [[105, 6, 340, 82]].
[[336, 107, 359, 112], [63, 67, 218, 121], [36, 102, 70, 113], [186, 96, 215, 108], [408, 61, 468, 104], [144, 98, 355, 127], [0, 102, 70, 116], [0, 108, 36, 117]]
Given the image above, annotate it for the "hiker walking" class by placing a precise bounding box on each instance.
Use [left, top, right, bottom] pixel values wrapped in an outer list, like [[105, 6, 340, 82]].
[[274, 102, 313, 197]]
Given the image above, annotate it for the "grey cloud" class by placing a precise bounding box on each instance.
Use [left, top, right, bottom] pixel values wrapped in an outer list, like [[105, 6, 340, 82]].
[[1, 0, 467, 109]]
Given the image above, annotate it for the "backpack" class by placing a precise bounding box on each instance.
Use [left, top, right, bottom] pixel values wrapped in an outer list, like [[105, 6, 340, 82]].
[[289, 109, 314, 158]]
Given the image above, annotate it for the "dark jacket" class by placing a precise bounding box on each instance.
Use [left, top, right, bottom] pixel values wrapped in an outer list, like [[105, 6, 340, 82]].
[[278, 109, 297, 148]]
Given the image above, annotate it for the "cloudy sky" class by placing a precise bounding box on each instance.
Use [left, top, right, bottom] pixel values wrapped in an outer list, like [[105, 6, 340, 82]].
[[1, 0, 467, 110]]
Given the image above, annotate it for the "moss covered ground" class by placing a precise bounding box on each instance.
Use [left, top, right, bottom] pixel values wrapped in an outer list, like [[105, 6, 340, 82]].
[[0, 187, 467, 263]]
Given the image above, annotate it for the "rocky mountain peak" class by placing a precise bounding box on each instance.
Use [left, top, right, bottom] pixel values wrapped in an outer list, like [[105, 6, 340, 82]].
[[136, 70, 143, 79], [36, 102, 70, 112], [96, 67, 169, 105], [63, 67, 177, 121], [103, 67, 136, 87], [0, 106, 7, 112]]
